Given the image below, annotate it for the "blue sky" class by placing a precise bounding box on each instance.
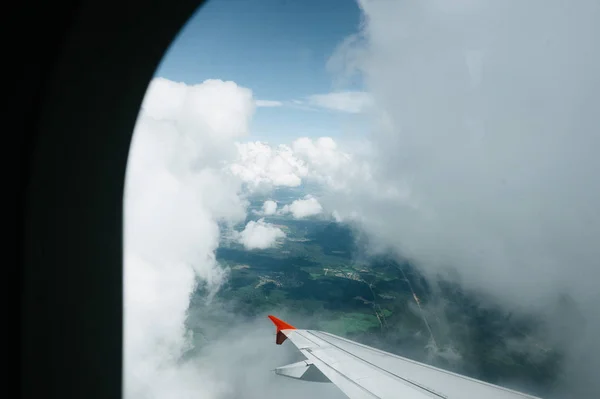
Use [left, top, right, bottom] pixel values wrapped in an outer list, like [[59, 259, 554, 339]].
[[155, 0, 366, 143]]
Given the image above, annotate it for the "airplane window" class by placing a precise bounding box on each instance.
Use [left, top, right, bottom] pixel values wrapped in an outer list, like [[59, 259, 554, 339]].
[[122, 1, 600, 398]]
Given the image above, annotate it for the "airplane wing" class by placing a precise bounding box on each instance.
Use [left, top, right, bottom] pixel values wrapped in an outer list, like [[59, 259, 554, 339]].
[[268, 315, 543, 399]]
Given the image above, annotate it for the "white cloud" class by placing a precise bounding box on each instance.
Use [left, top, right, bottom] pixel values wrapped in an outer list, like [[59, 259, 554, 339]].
[[123, 78, 255, 398], [261, 200, 278, 215], [306, 91, 373, 113], [331, 210, 343, 223], [291, 137, 358, 189], [280, 195, 323, 219], [229, 141, 308, 189], [255, 100, 283, 107], [329, 0, 600, 396], [142, 77, 254, 139], [229, 137, 369, 192], [138, 77, 255, 169], [236, 218, 286, 250]]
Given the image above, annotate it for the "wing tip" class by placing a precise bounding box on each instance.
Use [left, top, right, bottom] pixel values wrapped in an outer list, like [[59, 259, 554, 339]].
[[268, 315, 296, 345], [267, 315, 296, 331]]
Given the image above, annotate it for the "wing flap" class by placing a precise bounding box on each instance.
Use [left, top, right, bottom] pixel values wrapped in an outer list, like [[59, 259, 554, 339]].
[[301, 348, 380, 399], [274, 360, 331, 383]]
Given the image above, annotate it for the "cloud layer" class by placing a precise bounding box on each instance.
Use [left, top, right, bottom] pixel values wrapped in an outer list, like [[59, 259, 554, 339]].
[[327, 0, 600, 396]]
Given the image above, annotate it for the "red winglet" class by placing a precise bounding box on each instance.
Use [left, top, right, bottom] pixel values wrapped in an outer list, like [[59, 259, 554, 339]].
[[268, 315, 296, 331], [267, 315, 296, 345]]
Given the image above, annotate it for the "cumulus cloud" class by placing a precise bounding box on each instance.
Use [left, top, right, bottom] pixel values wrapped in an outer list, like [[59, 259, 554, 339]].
[[229, 137, 369, 192], [142, 77, 254, 145], [291, 137, 359, 189], [306, 91, 373, 113], [261, 200, 278, 216], [230, 141, 308, 189], [327, 0, 600, 396], [280, 195, 323, 219], [236, 218, 286, 250], [123, 78, 255, 398]]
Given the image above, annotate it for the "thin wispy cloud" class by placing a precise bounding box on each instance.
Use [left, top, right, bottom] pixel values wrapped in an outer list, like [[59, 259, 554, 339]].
[[306, 91, 373, 113], [255, 100, 283, 107], [256, 92, 373, 113]]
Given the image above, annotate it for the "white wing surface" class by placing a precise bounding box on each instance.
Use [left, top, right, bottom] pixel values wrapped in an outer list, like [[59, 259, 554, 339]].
[[268, 315, 543, 399]]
